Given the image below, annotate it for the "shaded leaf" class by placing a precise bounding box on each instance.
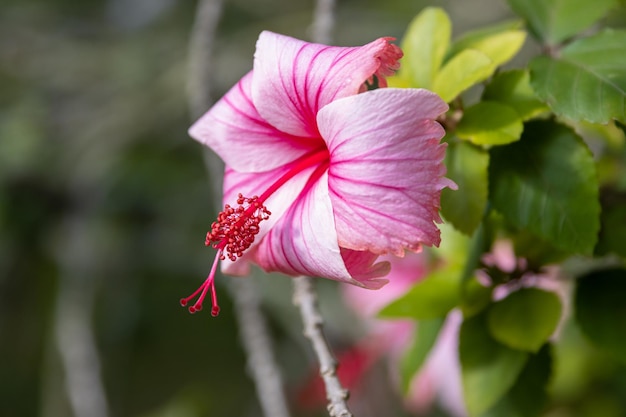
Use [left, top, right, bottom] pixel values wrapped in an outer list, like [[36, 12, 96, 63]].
[[488, 288, 562, 352], [507, 0, 618, 44], [461, 276, 493, 318], [575, 268, 626, 363], [509, 228, 570, 268], [400, 318, 444, 393], [530, 30, 626, 124], [482, 344, 552, 417], [441, 141, 489, 235], [457, 101, 524, 145], [595, 193, 626, 258], [483, 70, 549, 120], [460, 312, 529, 416], [489, 120, 600, 255]]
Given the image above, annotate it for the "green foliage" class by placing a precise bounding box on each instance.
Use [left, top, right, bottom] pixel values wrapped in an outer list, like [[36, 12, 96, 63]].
[[481, 344, 552, 417], [575, 268, 626, 363], [488, 288, 562, 352], [596, 193, 626, 258], [441, 141, 489, 235], [508, 228, 570, 268], [388, 3, 626, 417], [460, 277, 494, 318], [530, 30, 626, 124], [457, 101, 524, 145], [378, 267, 462, 319], [460, 312, 529, 416], [379, 223, 472, 320], [399, 318, 444, 393], [395, 7, 451, 89], [447, 20, 525, 61], [506, 0, 618, 44], [433, 50, 493, 103], [489, 120, 600, 255], [393, 7, 526, 102], [483, 70, 548, 121]]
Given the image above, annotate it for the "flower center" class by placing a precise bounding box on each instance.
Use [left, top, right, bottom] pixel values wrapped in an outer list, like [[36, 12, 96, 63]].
[[180, 147, 330, 315]]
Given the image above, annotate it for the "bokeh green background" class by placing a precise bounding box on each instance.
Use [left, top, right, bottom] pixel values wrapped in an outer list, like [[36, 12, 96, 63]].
[[2, 1, 625, 416]]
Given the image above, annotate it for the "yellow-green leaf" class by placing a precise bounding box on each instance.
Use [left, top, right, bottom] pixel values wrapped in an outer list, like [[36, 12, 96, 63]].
[[397, 7, 451, 89], [432, 49, 492, 102], [449, 22, 526, 70]]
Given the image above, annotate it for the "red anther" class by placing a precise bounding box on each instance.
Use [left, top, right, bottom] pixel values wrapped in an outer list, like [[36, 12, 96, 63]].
[[207, 194, 271, 263]]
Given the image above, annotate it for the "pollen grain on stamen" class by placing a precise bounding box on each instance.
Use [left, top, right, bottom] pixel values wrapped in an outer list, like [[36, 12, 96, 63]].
[[181, 149, 329, 316], [205, 193, 271, 262]]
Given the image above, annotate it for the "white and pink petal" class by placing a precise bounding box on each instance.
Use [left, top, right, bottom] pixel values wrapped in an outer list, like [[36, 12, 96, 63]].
[[219, 163, 316, 276], [252, 172, 390, 288], [252, 31, 403, 138], [317, 88, 454, 255], [188, 71, 316, 173]]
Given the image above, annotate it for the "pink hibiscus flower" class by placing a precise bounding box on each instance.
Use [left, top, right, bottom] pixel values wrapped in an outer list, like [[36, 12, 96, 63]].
[[183, 31, 455, 315]]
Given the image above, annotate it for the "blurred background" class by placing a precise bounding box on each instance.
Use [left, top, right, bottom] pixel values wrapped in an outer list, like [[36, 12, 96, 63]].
[[2, 0, 625, 416]]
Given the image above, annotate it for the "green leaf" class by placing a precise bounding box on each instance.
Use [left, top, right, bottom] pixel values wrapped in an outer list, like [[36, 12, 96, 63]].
[[482, 344, 552, 417], [489, 120, 600, 255], [396, 7, 451, 89], [378, 267, 461, 319], [400, 318, 444, 393], [488, 288, 562, 352], [483, 70, 549, 120], [461, 276, 494, 318], [435, 221, 473, 266], [457, 101, 524, 145], [449, 22, 526, 69], [596, 195, 626, 258], [508, 228, 570, 268], [441, 141, 489, 235], [507, 0, 618, 44], [530, 30, 626, 124], [432, 49, 493, 102], [460, 312, 529, 416], [575, 268, 626, 363], [380, 225, 471, 320]]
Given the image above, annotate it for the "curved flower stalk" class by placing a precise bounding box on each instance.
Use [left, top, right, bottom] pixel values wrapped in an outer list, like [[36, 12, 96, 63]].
[[184, 31, 455, 315]]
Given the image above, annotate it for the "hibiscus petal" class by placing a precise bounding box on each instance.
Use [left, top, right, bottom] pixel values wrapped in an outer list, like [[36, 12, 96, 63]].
[[253, 172, 390, 288], [188, 71, 316, 173], [218, 163, 314, 276], [252, 31, 402, 138], [318, 88, 454, 255]]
